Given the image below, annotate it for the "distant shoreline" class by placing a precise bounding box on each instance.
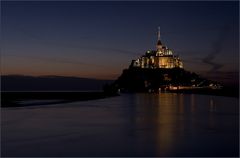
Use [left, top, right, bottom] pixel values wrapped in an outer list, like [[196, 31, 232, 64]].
[[1, 91, 118, 107]]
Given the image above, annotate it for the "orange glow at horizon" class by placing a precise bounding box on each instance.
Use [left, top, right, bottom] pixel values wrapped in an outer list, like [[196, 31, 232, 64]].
[[1, 52, 129, 79]]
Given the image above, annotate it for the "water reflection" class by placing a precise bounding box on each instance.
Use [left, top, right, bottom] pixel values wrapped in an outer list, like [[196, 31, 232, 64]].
[[2, 93, 238, 157], [127, 93, 238, 156], [208, 98, 218, 133], [209, 98, 217, 113], [128, 93, 190, 156], [190, 94, 195, 113]]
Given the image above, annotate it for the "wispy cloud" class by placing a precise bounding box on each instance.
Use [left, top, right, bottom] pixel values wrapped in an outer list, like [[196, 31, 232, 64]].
[[202, 25, 230, 72]]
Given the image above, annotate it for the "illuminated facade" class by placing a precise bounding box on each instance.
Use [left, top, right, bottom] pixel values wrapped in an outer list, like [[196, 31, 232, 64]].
[[131, 27, 183, 69]]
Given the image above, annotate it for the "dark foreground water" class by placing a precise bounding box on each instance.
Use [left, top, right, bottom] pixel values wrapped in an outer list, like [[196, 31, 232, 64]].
[[1, 93, 239, 157]]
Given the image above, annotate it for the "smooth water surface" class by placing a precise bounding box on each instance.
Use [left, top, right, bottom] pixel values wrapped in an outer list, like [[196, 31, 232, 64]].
[[1, 93, 239, 156]]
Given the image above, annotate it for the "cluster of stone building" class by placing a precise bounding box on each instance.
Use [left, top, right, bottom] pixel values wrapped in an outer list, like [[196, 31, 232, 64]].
[[131, 27, 183, 69]]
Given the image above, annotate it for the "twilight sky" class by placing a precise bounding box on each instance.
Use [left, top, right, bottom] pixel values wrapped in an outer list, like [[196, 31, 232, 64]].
[[1, 1, 239, 84]]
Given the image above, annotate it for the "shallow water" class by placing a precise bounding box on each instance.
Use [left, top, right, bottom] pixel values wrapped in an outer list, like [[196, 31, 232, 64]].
[[1, 93, 239, 156]]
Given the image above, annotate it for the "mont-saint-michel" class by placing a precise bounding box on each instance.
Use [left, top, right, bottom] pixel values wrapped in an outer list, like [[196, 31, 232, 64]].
[[111, 28, 222, 93]]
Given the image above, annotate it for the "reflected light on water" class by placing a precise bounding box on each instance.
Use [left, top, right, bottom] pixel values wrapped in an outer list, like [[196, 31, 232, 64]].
[[190, 94, 195, 113], [156, 93, 180, 155], [132, 93, 189, 156], [129, 93, 238, 156], [208, 98, 217, 132], [209, 98, 217, 113]]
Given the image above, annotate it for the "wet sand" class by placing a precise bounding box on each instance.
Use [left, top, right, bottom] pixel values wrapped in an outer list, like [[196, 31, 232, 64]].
[[1, 91, 118, 107]]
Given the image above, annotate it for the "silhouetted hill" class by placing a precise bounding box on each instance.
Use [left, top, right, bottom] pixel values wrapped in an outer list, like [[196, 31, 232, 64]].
[[112, 67, 238, 97], [1, 75, 114, 91], [115, 67, 207, 92]]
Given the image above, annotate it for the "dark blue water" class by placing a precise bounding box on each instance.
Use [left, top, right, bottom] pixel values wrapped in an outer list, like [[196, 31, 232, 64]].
[[1, 93, 239, 156]]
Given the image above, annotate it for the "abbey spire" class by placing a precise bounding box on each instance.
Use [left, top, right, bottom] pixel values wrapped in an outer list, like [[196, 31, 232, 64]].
[[156, 26, 163, 51]]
